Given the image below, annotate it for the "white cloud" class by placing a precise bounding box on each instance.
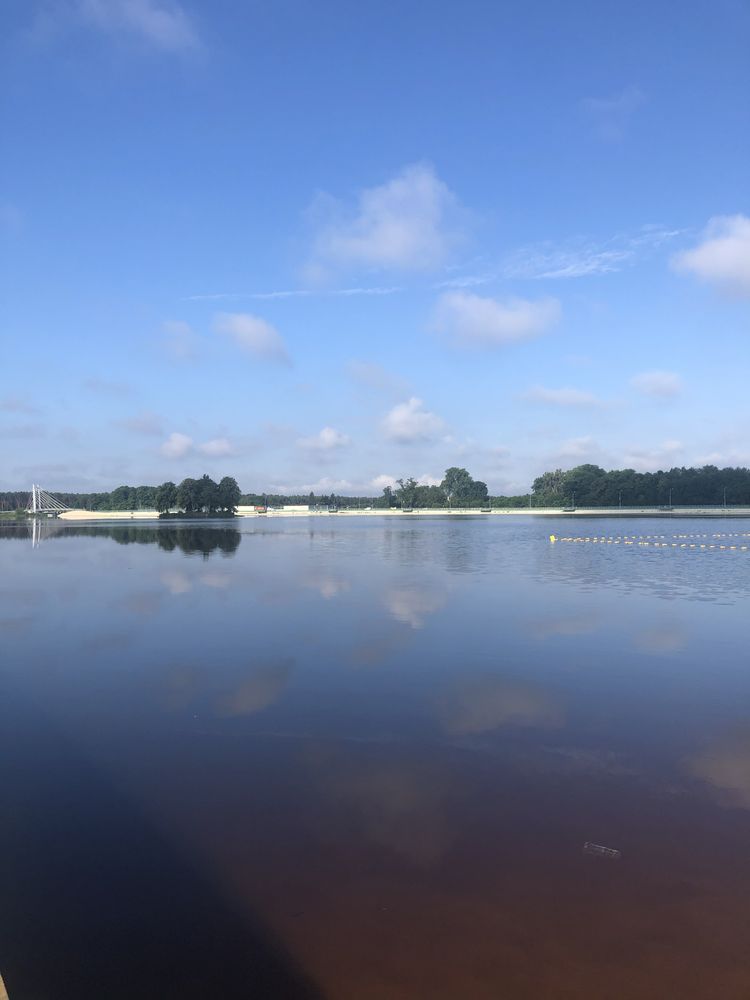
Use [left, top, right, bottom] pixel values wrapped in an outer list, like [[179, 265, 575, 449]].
[[370, 472, 441, 490], [214, 312, 291, 365], [306, 163, 462, 279], [160, 432, 193, 458], [620, 440, 683, 472], [301, 477, 354, 493], [297, 426, 351, 451], [188, 286, 401, 301], [435, 273, 492, 290], [432, 291, 560, 348], [695, 447, 750, 467], [582, 85, 646, 140], [497, 225, 683, 281], [630, 370, 683, 397], [557, 436, 601, 461], [524, 385, 604, 407], [115, 411, 164, 435], [494, 223, 683, 284], [198, 437, 233, 457], [162, 319, 199, 361], [371, 474, 398, 491], [77, 0, 199, 51], [672, 215, 750, 297], [382, 397, 445, 444], [505, 246, 634, 279]]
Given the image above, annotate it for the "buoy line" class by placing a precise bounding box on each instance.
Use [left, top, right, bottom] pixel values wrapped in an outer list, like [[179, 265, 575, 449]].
[[549, 532, 750, 550]]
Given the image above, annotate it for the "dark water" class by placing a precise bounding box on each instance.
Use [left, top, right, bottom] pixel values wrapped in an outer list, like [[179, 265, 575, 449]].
[[2, 518, 750, 999]]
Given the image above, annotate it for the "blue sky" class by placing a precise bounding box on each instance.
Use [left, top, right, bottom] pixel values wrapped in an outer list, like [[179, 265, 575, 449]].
[[2, 0, 749, 495]]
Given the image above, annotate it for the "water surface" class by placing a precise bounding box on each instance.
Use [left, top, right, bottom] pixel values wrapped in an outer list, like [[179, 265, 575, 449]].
[[2, 517, 750, 999]]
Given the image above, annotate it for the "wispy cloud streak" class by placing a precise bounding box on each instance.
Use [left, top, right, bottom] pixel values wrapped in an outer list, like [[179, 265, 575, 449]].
[[187, 286, 401, 302], [502, 226, 683, 280]]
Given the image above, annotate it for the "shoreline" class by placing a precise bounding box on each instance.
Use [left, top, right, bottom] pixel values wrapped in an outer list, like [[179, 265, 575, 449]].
[[53, 506, 750, 522]]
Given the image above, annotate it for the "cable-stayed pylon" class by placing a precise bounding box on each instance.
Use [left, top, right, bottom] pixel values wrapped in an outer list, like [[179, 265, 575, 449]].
[[27, 484, 70, 515]]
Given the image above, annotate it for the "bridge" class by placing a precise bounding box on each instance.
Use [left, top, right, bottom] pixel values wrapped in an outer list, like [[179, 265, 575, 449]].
[[26, 484, 71, 516]]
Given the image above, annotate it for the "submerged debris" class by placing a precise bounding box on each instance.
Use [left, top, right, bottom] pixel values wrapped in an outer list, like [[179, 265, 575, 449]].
[[583, 841, 621, 860]]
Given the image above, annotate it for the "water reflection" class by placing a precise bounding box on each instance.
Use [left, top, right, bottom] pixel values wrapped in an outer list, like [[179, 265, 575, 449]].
[[539, 521, 750, 602], [633, 625, 688, 654], [689, 727, 750, 809], [306, 744, 454, 866], [532, 613, 601, 639], [0, 615, 34, 635], [383, 584, 446, 629], [4, 518, 750, 998], [3, 522, 242, 557], [216, 660, 295, 717], [439, 675, 564, 734], [161, 569, 192, 594]]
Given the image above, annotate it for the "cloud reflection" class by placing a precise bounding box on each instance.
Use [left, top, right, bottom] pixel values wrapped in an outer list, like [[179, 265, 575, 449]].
[[633, 626, 688, 654], [161, 569, 192, 594], [439, 675, 564, 735], [384, 585, 446, 629], [215, 660, 294, 717], [309, 749, 453, 865], [121, 590, 163, 616], [531, 613, 600, 639], [306, 575, 351, 599], [689, 728, 750, 809]]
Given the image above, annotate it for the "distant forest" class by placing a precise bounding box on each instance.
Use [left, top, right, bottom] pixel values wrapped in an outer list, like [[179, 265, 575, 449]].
[[3, 463, 750, 512]]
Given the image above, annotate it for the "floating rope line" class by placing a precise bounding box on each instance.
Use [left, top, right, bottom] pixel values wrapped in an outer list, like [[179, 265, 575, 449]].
[[549, 532, 750, 550]]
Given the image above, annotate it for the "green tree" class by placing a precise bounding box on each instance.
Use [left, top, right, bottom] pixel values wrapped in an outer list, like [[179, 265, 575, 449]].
[[217, 476, 241, 512], [110, 485, 136, 510], [176, 477, 199, 513], [532, 469, 567, 505], [441, 467, 473, 505], [197, 474, 219, 512], [395, 477, 419, 507], [440, 467, 486, 506], [135, 485, 157, 509], [155, 481, 177, 513], [414, 483, 448, 507]]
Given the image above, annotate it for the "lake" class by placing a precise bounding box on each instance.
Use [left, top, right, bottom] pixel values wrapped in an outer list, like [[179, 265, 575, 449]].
[[2, 517, 750, 999]]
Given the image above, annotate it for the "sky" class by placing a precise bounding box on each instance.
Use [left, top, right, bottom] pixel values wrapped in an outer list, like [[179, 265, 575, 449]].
[[1, 0, 749, 496]]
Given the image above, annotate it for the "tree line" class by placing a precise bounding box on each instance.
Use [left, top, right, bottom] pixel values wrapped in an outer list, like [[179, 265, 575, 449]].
[[155, 475, 241, 515], [531, 464, 750, 507], [4, 463, 750, 513], [0, 475, 241, 515]]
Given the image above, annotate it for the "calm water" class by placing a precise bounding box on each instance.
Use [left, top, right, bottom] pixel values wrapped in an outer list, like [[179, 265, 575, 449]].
[[2, 517, 750, 999]]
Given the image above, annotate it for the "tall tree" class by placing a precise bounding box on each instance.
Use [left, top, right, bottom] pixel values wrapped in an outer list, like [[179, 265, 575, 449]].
[[176, 478, 199, 513], [395, 477, 419, 507], [155, 481, 177, 513], [197, 474, 219, 512], [441, 467, 478, 506], [217, 476, 241, 513]]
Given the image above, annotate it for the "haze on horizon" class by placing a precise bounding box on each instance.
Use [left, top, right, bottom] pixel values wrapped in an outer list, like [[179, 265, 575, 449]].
[[1, 0, 748, 496]]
